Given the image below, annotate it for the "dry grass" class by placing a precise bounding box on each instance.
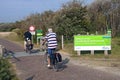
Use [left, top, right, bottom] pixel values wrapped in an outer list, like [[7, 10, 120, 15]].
[[0, 32, 13, 37], [0, 32, 23, 47]]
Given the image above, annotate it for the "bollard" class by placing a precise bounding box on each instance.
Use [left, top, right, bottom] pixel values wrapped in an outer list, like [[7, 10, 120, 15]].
[[104, 50, 108, 56], [0, 45, 4, 57], [77, 50, 81, 56], [91, 50, 94, 55]]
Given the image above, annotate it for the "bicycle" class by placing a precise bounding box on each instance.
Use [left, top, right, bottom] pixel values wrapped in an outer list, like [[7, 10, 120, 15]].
[[25, 39, 33, 54], [1, 47, 20, 61], [44, 48, 62, 72], [41, 38, 62, 72]]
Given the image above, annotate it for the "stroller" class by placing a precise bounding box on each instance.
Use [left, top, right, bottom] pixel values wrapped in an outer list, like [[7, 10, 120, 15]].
[[25, 38, 33, 54]]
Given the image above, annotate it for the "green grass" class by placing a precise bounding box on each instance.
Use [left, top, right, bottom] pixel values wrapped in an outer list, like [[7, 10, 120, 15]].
[[110, 37, 120, 58]]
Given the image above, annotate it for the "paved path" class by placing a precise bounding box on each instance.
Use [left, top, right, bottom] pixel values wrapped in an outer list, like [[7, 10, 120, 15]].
[[11, 55, 120, 80], [12, 50, 44, 57], [0, 38, 24, 52], [0, 38, 120, 80]]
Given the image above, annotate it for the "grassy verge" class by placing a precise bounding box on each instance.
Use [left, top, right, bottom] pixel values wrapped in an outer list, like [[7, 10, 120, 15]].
[[110, 37, 120, 58], [0, 32, 24, 47]]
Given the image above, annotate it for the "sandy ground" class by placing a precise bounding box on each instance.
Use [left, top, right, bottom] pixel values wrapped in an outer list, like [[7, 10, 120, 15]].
[[60, 50, 120, 76], [0, 32, 13, 37]]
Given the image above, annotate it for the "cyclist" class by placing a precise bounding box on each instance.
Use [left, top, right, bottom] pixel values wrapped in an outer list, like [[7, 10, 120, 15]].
[[45, 28, 58, 68], [23, 30, 32, 51]]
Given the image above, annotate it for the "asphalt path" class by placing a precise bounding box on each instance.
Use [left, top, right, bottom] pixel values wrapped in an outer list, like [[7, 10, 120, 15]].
[[0, 38, 24, 52], [0, 38, 120, 80]]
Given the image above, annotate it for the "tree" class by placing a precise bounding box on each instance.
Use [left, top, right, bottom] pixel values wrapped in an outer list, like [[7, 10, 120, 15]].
[[88, 0, 120, 37], [53, 1, 90, 41], [39, 10, 55, 35]]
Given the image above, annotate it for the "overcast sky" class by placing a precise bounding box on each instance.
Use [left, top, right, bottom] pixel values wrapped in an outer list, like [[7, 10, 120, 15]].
[[0, 0, 94, 23]]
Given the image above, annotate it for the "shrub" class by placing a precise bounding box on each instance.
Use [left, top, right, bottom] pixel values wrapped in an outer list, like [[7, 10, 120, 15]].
[[0, 57, 18, 80], [12, 28, 24, 39]]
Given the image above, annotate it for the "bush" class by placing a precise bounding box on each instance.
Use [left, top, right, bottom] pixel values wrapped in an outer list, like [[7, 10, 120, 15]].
[[12, 28, 24, 39], [0, 57, 18, 80]]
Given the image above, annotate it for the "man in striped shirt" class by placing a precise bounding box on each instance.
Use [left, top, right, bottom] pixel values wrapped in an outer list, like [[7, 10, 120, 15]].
[[45, 28, 58, 68]]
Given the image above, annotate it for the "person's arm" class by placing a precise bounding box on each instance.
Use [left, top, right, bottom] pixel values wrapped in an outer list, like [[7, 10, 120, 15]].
[[42, 39, 47, 45], [23, 32, 26, 40]]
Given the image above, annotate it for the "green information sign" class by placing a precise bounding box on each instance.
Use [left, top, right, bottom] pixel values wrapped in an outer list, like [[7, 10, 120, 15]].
[[36, 30, 42, 37], [36, 30, 43, 44], [74, 35, 111, 50]]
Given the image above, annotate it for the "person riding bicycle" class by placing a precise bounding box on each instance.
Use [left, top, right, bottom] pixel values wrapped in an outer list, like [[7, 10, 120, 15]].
[[45, 28, 58, 68], [23, 30, 32, 50]]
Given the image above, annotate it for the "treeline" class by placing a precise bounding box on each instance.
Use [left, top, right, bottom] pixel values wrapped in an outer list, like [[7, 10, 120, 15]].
[[0, 23, 16, 32], [88, 0, 120, 37], [1, 0, 120, 41]]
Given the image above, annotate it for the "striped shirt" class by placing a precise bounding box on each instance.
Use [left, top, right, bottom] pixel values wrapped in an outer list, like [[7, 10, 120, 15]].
[[46, 32, 58, 49]]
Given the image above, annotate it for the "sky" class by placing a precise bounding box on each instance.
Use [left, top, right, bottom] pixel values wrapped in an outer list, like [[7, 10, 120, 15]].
[[0, 0, 94, 23]]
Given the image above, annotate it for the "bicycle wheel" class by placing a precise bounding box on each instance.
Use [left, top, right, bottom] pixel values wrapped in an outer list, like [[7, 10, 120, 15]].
[[44, 52, 48, 65], [52, 54, 58, 72]]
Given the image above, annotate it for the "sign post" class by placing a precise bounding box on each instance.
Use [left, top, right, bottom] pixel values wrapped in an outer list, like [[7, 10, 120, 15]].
[[29, 25, 35, 43], [36, 30, 43, 45]]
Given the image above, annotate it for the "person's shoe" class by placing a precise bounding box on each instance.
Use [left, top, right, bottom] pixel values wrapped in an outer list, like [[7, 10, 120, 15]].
[[47, 64, 50, 67], [47, 64, 52, 69]]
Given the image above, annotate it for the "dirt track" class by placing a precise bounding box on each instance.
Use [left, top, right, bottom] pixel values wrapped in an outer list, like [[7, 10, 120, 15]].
[[0, 38, 120, 80]]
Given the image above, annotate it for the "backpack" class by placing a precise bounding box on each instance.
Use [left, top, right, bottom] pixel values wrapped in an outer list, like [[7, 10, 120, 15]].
[[55, 53, 62, 62]]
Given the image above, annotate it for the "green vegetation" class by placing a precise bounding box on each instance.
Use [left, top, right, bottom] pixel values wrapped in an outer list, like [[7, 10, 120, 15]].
[[0, 0, 119, 79], [0, 23, 16, 32], [12, 28, 24, 40], [111, 38, 120, 58], [0, 0, 120, 40], [0, 57, 19, 80], [0, 0, 119, 58]]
